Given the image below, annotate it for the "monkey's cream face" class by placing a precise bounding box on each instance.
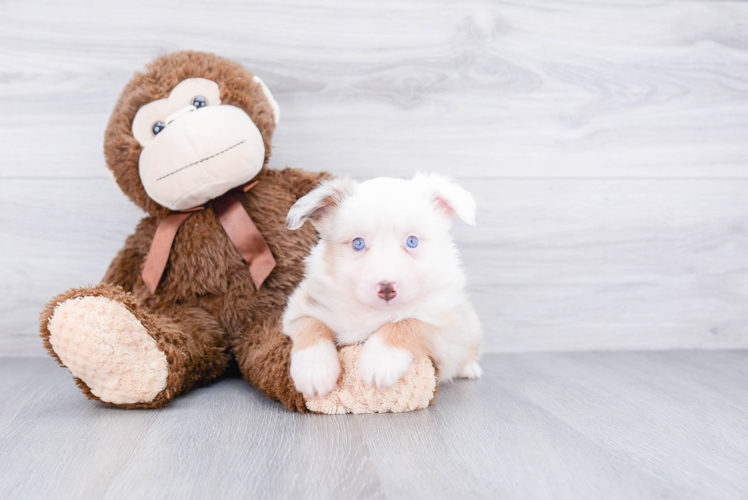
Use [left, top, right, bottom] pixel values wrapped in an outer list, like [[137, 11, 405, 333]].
[[131, 77, 278, 211]]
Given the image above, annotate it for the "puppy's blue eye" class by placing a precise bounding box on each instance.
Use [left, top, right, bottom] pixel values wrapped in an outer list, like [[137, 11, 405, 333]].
[[406, 236, 419, 248], [352, 238, 366, 251], [152, 122, 166, 135]]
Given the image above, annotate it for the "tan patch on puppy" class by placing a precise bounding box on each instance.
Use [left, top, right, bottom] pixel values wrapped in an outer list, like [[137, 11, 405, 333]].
[[324, 242, 348, 279], [291, 316, 336, 351], [378, 318, 430, 358], [324, 244, 337, 278], [305, 291, 322, 308]]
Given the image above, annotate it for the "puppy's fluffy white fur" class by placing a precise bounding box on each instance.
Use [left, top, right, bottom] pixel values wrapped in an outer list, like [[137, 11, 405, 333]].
[[282, 173, 483, 398]]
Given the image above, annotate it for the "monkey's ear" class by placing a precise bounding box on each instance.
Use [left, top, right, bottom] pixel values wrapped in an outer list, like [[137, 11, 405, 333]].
[[253, 75, 280, 125], [286, 177, 357, 230]]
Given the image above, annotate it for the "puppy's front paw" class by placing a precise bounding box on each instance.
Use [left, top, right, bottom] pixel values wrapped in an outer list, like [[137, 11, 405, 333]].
[[359, 335, 414, 389], [290, 341, 341, 398]]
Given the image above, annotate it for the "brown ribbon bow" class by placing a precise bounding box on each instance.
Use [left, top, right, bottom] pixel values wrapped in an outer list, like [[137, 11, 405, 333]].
[[142, 181, 276, 294]]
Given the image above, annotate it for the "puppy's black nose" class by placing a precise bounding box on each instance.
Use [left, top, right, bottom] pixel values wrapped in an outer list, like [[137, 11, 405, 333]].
[[376, 282, 397, 301]]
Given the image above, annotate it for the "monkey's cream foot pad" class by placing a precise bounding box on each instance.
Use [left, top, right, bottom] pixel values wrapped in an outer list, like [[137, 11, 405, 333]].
[[305, 345, 436, 414], [47, 296, 168, 405]]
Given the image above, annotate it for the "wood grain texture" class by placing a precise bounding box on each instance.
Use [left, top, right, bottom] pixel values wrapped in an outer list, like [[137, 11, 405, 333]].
[[1, 353, 747, 499], [2, 0, 748, 355], [1, 0, 747, 179]]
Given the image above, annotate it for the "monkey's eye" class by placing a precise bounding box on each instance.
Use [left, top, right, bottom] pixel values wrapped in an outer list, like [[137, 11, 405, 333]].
[[192, 96, 207, 108], [152, 122, 166, 135]]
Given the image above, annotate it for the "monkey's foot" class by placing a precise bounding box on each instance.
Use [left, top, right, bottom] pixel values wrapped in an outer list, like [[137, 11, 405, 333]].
[[47, 295, 168, 405]]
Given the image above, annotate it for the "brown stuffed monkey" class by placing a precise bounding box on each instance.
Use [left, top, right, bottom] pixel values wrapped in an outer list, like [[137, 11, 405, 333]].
[[39, 51, 435, 413]]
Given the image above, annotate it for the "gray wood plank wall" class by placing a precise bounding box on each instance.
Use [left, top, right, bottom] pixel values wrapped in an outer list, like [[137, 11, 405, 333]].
[[2, 0, 748, 356]]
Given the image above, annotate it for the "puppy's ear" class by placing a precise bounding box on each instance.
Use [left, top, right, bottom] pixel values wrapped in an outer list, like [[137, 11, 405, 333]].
[[286, 177, 357, 230], [415, 172, 476, 226]]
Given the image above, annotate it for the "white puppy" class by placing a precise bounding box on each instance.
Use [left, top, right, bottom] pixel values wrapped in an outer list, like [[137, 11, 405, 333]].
[[282, 172, 483, 398]]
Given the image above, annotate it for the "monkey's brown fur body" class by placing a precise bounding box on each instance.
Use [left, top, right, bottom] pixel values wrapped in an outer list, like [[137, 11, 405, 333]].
[[39, 52, 328, 411]]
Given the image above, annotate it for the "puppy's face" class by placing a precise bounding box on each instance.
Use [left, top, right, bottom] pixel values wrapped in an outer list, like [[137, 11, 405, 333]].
[[287, 173, 476, 309]]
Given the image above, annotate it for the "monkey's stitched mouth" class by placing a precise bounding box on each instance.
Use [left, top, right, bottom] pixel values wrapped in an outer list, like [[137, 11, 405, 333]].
[[156, 140, 247, 181]]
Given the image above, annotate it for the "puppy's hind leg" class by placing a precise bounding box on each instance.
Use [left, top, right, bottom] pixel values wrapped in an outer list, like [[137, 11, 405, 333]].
[[456, 303, 483, 380], [457, 361, 482, 379], [456, 338, 482, 379]]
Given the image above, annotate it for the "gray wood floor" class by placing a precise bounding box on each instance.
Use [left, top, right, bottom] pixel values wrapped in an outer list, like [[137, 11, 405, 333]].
[[2, 352, 747, 500], [3, 0, 748, 355]]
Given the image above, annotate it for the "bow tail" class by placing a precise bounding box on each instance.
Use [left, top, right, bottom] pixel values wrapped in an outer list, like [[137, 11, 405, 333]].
[[213, 192, 277, 289]]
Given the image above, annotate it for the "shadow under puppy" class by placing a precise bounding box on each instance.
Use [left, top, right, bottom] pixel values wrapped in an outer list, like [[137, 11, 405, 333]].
[[283, 173, 483, 398]]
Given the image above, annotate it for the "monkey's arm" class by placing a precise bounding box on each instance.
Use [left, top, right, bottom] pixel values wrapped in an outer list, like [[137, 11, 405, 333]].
[[102, 217, 156, 292]]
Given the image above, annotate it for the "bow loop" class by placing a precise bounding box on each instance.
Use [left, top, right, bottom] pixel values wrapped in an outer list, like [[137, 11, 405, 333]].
[[142, 182, 276, 293]]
